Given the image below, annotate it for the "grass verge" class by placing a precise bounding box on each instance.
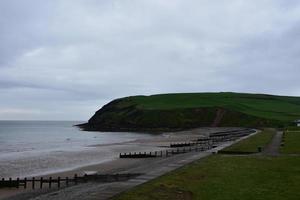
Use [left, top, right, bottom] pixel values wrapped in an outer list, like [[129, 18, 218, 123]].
[[281, 130, 300, 154], [219, 129, 276, 154], [285, 126, 300, 131], [113, 155, 300, 200]]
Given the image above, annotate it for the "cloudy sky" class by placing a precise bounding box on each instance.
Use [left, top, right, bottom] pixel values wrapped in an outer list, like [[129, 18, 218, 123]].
[[1, 0, 300, 120]]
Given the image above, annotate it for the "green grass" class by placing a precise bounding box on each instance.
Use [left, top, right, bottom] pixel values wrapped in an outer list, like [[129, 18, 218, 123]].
[[127, 93, 300, 122], [220, 129, 276, 153], [281, 130, 300, 154], [114, 155, 300, 200], [285, 126, 300, 131], [85, 92, 300, 131]]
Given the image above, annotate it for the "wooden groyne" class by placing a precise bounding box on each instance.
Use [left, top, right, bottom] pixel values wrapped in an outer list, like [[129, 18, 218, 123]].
[[120, 151, 163, 158], [209, 128, 252, 135], [166, 146, 209, 156], [120, 145, 211, 159], [119, 129, 255, 159], [170, 140, 212, 148], [209, 129, 255, 143], [0, 173, 141, 190]]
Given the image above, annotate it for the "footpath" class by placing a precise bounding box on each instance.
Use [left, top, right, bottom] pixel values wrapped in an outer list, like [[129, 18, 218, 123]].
[[262, 131, 283, 156]]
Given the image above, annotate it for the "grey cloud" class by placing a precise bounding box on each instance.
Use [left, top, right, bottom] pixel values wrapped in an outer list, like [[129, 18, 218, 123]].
[[1, 0, 300, 120]]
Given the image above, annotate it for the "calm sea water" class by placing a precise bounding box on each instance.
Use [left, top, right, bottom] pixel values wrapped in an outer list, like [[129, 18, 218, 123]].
[[0, 121, 153, 178]]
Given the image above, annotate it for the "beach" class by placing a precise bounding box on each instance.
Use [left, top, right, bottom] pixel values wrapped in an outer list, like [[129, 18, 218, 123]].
[[0, 121, 157, 179], [0, 126, 243, 199], [0, 128, 248, 199]]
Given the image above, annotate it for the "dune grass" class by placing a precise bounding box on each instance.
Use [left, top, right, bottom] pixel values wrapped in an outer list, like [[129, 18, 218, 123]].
[[281, 130, 300, 154], [220, 129, 276, 153], [114, 155, 300, 200]]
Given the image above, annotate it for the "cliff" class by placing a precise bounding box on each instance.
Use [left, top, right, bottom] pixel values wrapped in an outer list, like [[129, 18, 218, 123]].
[[78, 92, 300, 132]]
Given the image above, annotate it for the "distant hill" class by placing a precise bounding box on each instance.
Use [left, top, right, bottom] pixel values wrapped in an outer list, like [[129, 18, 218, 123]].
[[78, 92, 300, 132]]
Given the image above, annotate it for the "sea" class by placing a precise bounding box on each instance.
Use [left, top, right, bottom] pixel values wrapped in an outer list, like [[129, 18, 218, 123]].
[[0, 121, 153, 179]]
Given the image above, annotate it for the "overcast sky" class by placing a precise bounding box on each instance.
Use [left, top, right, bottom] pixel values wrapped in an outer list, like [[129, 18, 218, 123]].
[[1, 0, 300, 120]]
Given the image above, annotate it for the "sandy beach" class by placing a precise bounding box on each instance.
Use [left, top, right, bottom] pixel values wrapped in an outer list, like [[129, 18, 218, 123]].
[[0, 127, 243, 199]]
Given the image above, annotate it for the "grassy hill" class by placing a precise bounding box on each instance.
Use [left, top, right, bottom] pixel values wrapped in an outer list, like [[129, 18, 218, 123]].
[[79, 92, 300, 132]]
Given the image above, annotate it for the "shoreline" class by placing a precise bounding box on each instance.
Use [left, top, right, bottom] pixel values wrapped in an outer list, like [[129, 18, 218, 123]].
[[0, 127, 247, 199], [4, 127, 212, 178], [75, 122, 222, 133]]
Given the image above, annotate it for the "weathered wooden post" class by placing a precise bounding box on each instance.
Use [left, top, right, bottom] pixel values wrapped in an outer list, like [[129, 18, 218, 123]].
[[257, 146, 262, 152], [57, 177, 61, 188], [40, 177, 43, 189], [66, 177, 69, 186], [24, 178, 27, 189], [1, 178, 4, 187], [32, 177, 35, 189], [49, 177, 52, 188], [84, 174, 87, 183], [74, 174, 78, 185], [16, 178, 20, 188]]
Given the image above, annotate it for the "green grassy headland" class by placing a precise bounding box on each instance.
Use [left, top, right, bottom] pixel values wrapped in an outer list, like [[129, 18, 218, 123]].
[[80, 92, 300, 131]]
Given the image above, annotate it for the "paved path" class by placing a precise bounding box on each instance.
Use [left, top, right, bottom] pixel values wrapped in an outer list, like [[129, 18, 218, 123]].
[[262, 131, 283, 156]]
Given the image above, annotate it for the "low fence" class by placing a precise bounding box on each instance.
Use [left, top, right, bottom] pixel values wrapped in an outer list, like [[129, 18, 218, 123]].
[[0, 173, 141, 190]]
